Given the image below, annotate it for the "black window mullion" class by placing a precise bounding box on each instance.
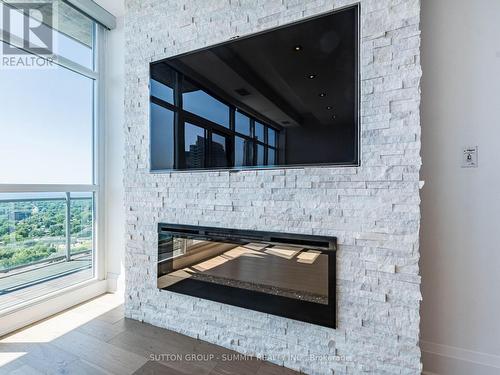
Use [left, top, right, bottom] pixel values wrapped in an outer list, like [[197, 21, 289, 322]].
[[205, 128, 210, 168], [229, 107, 235, 132], [249, 119, 255, 165], [181, 110, 232, 137], [174, 72, 184, 168], [229, 108, 235, 167], [151, 96, 176, 111], [250, 118, 255, 139]]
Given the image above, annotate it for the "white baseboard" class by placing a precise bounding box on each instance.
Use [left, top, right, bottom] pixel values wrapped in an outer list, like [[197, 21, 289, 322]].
[[421, 340, 500, 375], [0, 279, 107, 338]]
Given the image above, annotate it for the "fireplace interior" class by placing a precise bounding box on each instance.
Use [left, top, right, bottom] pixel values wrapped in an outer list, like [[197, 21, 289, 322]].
[[157, 224, 336, 328]]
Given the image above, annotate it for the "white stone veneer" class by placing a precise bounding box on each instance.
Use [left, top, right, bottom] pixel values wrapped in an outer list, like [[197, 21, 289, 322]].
[[123, 0, 422, 373]]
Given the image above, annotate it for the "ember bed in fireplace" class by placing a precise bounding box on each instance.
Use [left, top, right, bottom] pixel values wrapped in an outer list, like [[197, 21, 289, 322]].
[[157, 224, 336, 328]]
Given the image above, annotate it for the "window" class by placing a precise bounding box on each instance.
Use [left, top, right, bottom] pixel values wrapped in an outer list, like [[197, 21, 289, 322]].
[[150, 103, 175, 170], [268, 148, 276, 166], [268, 128, 277, 148], [235, 111, 251, 136], [0, 59, 94, 184], [151, 80, 174, 104], [235, 136, 253, 167], [150, 64, 175, 105], [257, 144, 265, 166], [185, 123, 206, 169], [210, 133, 229, 168], [182, 81, 230, 128], [0, 3, 103, 311], [149, 66, 281, 170], [254, 122, 265, 142]]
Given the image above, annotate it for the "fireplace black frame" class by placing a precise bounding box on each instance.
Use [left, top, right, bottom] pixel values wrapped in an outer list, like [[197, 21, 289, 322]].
[[157, 223, 337, 328]]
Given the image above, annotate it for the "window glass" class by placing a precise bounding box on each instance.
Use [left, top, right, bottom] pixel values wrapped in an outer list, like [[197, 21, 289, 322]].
[[210, 133, 228, 168], [0, 192, 94, 310], [255, 122, 265, 142], [56, 31, 93, 69], [0, 1, 98, 311], [55, 1, 94, 69], [151, 80, 174, 104], [185, 123, 205, 168], [0, 52, 93, 184], [70, 193, 93, 255], [257, 144, 265, 166], [182, 82, 229, 127], [235, 137, 253, 167], [268, 148, 276, 166], [150, 103, 175, 170], [0, 193, 67, 273], [3, 1, 94, 69], [268, 128, 277, 147], [151, 64, 175, 104], [235, 111, 251, 136]]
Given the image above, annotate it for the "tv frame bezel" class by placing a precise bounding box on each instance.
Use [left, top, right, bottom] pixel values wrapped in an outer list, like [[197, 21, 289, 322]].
[[148, 4, 361, 173]]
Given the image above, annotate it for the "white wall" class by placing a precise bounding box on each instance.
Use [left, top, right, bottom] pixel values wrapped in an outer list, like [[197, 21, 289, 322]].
[[420, 0, 500, 374], [94, 0, 126, 292]]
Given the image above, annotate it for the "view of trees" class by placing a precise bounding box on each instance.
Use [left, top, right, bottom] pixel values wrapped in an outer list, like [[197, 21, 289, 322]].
[[0, 198, 93, 271]]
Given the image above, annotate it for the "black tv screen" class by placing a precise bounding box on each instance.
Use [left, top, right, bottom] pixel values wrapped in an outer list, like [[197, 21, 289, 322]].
[[149, 5, 359, 171]]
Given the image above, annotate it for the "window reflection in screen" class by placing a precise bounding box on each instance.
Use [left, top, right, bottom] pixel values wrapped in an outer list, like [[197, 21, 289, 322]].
[[150, 103, 174, 170], [255, 122, 265, 142], [183, 86, 229, 128], [185, 123, 205, 168], [268, 148, 276, 166], [235, 136, 253, 167], [211, 133, 228, 168], [235, 111, 251, 136], [257, 144, 265, 166], [268, 128, 276, 147], [151, 80, 174, 104]]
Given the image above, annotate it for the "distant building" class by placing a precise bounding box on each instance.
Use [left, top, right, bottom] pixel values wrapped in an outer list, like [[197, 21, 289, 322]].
[[186, 135, 205, 168], [10, 210, 31, 222]]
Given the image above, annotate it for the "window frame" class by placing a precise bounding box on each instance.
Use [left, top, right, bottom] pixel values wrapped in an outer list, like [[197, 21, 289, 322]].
[[0, 14, 107, 313]]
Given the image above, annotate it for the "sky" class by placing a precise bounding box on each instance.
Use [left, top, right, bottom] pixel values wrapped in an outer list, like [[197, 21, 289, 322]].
[[0, 6, 95, 185]]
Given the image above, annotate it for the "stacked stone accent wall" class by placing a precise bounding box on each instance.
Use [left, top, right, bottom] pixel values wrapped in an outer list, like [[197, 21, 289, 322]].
[[124, 0, 422, 373]]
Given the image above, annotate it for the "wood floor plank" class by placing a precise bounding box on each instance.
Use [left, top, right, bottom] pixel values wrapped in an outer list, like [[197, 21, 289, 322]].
[[109, 330, 218, 375], [76, 317, 127, 343], [62, 358, 113, 375], [3, 364, 43, 375], [132, 361, 187, 375], [50, 330, 147, 375], [209, 357, 263, 375], [0, 293, 300, 375], [256, 362, 300, 375], [13, 342, 79, 374], [95, 305, 125, 324]]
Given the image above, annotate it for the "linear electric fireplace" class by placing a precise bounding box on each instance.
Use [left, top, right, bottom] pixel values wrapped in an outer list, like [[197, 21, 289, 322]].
[[157, 224, 337, 328]]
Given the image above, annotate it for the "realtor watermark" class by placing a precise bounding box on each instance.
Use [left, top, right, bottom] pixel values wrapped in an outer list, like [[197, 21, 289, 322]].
[[1, 0, 57, 68]]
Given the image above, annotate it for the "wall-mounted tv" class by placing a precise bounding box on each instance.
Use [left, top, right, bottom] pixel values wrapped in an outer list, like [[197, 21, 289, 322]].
[[149, 5, 359, 171]]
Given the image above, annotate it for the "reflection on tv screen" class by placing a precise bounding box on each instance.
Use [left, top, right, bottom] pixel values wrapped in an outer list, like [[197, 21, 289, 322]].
[[150, 6, 358, 171]]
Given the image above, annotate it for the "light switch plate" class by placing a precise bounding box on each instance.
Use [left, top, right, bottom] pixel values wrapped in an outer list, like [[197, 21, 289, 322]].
[[462, 146, 478, 168]]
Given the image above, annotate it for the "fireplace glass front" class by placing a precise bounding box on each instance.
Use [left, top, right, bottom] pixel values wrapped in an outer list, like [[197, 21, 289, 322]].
[[157, 224, 336, 328]]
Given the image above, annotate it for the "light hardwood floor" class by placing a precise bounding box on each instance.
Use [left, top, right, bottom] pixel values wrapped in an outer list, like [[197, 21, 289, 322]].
[[0, 293, 300, 375]]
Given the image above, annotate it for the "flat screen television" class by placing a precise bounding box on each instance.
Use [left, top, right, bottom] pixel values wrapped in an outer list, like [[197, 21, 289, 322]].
[[149, 5, 359, 171]]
